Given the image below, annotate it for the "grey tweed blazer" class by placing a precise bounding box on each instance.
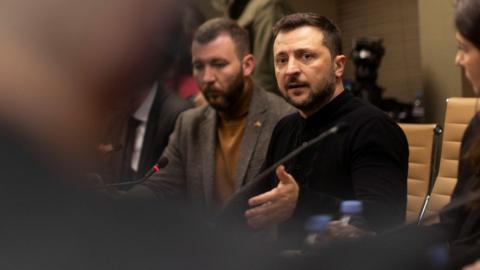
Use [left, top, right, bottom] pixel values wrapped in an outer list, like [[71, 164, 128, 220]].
[[131, 86, 294, 211]]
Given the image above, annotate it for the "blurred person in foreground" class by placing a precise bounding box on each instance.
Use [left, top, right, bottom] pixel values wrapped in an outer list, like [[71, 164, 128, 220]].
[[0, 0, 186, 174], [466, 261, 480, 270], [0, 1, 276, 269]]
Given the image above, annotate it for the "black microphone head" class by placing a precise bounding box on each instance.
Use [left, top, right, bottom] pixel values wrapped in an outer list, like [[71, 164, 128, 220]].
[[332, 122, 348, 134], [156, 157, 169, 169]]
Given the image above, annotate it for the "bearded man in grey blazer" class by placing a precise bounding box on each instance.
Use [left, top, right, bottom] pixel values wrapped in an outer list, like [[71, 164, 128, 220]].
[[126, 18, 293, 214]]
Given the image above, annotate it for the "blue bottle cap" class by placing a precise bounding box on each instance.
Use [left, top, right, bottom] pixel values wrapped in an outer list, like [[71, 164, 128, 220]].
[[305, 215, 332, 233], [340, 200, 363, 214], [427, 245, 449, 269]]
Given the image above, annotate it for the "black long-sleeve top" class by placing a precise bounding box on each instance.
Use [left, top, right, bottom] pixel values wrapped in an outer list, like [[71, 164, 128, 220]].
[[432, 112, 480, 267], [263, 91, 408, 238]]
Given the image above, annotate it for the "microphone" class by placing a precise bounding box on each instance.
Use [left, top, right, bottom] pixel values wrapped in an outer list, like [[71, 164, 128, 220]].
[[218, 122, 348, 223], [250, 122, 347, 186], [91, 157, 169, 190]]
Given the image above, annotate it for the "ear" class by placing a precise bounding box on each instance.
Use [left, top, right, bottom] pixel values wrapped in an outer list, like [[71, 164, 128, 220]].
[[334, 54, 347, 77], [242, 54, 256, 77]]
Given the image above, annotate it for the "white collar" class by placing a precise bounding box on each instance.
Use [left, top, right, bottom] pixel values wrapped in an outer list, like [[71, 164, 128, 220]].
[[132, 83, 157, 123]]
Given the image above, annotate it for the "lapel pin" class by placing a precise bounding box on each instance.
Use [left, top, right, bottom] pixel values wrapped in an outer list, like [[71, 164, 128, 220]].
[[254, 121, 262, 128]]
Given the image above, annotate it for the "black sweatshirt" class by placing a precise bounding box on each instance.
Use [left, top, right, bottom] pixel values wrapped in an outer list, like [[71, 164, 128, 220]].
[[432, 112, 480, 268], [263, 91, 408, 238]]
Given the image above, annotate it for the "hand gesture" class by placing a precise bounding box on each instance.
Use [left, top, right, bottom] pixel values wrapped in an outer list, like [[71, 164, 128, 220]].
[[245, 165, 299, 228]]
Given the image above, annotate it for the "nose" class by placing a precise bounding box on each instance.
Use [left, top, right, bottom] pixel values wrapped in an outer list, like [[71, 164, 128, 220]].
[[455, 51, 463, 67], [201, 66, 216, 85], [285, 58, 301, 75]]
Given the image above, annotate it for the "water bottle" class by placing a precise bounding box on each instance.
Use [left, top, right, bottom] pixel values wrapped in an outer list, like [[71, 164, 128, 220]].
[[304, 215, 332, 252], [339, 200, 363, 226], [426, 244, 449, 270]]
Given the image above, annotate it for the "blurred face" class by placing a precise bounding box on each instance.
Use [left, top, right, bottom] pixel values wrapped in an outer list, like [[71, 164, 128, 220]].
[[0, 0, 181, 171], [456, 32, 480, 93], [274, 26, 345, 116], [68, 0, 180, 110], [192, 34, 254, 111]]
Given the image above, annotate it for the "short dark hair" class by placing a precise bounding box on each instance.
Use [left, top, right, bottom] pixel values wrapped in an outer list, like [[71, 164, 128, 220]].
[[193, 17, 250, 58], [455, 0, 480, 49], [273, 13, 343, 57]]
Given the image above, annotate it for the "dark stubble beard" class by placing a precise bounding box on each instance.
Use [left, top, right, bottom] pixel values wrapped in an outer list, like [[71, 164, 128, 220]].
[[286, 68, 336, 113], [204, 68, 245, 113]]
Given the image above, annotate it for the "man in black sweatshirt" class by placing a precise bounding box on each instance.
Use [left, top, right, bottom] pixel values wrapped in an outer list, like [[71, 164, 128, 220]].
[[243, 13, 408, 243]]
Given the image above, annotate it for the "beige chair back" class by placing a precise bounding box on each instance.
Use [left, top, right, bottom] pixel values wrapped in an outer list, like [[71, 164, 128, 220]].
[[424, 97, 478, 220], [399, 123, 438, 223]]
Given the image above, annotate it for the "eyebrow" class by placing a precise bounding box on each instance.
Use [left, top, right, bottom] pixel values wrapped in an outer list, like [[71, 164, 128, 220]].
[[275, 47, 315, 56], [192, 57, 228, 64]]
